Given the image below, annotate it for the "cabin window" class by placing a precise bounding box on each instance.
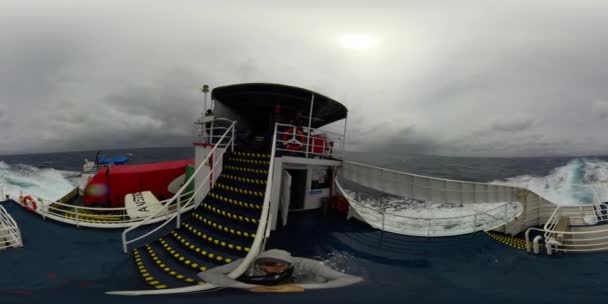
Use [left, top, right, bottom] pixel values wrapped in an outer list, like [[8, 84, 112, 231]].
[[311, 168, 331, 190]]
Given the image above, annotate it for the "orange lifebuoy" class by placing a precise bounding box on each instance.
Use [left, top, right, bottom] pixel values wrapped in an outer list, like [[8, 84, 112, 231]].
[[281, 127, 305, 151], [22, 195, 38, 212]]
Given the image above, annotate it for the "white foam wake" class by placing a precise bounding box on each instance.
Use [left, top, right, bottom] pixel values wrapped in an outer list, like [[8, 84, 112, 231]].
[[491, 158, 608, 205], [342, 188, 521, 236], [0, 161, 80, 202]]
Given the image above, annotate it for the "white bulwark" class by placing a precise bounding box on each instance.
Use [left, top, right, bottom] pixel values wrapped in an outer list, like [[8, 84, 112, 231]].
[[125, 191, 163, 219]]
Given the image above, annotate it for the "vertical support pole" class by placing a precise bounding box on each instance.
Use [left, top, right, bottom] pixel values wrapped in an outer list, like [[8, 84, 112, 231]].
[[274, 123, 278, 155], [306, 93, 315, 158], [231, 124, 235, 152], [202, 84, 209, 114], [342, 117, 348, 159], [426, 219, 431, 237], [504, 203, 508, 222], [525, 229, 531, 253], [200, 85, 210, 144], [379, 212, 385, 247], [177, 195, 182, 228]]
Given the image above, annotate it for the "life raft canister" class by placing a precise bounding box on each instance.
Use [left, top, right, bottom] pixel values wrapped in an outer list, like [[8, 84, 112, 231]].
[[22, 195, 38, 212], [330, 196, 349, 214], [281, 127, 305, 151]]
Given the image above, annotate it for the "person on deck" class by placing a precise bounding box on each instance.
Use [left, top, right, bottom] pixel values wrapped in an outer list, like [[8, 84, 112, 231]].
[[198, 249, 363, 292]]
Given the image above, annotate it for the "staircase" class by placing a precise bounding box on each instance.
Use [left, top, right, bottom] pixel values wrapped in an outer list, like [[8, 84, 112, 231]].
[[0, 205, 23, 250], [130, 151, 270, 290]]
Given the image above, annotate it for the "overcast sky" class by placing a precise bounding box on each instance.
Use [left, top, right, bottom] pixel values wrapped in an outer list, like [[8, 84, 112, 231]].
[[1, 0, 608, 157]]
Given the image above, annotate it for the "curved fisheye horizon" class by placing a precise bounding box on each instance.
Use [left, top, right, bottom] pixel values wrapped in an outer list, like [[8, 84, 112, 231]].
[[5, 2, 608, 304]]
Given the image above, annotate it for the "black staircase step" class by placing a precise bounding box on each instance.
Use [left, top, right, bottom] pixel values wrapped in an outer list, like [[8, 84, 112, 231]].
[[220, 167, 268, 181], [218, 173, 266, 187], [215, 177, 266, 194], [232, 151, 271, 159], [182, 222, 252, 254], [226, 156, 270, 166], [132, 248, 179, 289], [156, 237, 214, 273], [143, 244, 203, 285], [170, 230, 241, 265], [200, 200, 261, 224], [207, 190, 263, 210], [214, 182, 265, 199], [223, 164, 268, 175], [189, 211, 257, 239], [133, 249, 168, 289], [223, 160, 270, 172]]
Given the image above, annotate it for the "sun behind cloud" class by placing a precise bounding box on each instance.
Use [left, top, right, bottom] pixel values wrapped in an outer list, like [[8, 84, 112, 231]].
[[340, 33, 376, 50]]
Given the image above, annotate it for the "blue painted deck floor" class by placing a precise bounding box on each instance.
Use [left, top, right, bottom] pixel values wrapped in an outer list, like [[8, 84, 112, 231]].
[[2, 201, 608, 304]]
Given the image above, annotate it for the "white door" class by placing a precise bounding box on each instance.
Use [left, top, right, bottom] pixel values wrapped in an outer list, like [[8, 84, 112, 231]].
[[280, 170, 292, 227]]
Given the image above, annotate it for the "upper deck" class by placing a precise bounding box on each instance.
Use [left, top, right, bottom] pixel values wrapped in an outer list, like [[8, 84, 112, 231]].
[[198, 83, 348, 161]]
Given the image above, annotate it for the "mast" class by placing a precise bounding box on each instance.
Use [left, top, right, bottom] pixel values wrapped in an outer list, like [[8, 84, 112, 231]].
[[201, 84, 209, 114], [196, 84, 210, 142]]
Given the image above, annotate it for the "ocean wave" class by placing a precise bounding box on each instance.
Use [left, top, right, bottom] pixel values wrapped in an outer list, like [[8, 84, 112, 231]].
[[0, 161, 80, 201], [491, 158, 608, 205]]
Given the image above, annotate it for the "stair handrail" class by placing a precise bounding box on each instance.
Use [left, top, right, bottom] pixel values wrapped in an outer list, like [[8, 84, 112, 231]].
[[0, 204, 23, 248], [121, 120, 237, 253], [226, 123, 277, 279]]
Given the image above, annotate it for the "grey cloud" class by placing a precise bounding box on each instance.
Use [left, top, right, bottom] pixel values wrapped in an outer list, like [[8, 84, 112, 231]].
[[2, 1, 608, 157], [592, 100, 608, 119], [491, 118, 534, 133]]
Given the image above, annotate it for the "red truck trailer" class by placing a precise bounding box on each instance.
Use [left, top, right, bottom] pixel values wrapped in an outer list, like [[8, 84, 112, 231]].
[[83, 159, 194, 207]]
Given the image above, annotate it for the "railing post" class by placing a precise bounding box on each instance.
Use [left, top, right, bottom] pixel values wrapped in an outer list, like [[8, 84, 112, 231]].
[[473, 214, 477, 231], [504, 204, 508, 222], [379, 212, 385, 246], [76, 207, 80, 228], [122, 234, 128, 253], [524, 229, 531, 253], [306, 93, 315, 159], [426, 219, 431, 237], [210, 121, 214, 144]]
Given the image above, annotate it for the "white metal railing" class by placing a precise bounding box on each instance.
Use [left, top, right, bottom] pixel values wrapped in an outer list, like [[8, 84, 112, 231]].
[[226, 123, 277, 280], [342, 161, 521, 204], [26, 190, 195, 228], [0, 205, 23, 250], [199, 117, 236, 146], [525, 185, 608, 254], [525, 218, 608, 254], [336, 180, 518, 237], [275, 123, 344, 160], [339, 161, 574, 237], [83, 164, 110, 175], [121, 120, 237, 253]]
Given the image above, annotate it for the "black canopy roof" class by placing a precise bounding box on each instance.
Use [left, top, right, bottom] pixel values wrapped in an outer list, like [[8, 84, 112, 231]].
[[211, 83, 348, 128]]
